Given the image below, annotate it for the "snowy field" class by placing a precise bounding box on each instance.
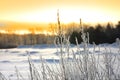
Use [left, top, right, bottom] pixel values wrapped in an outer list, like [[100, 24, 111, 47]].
[[0, 43, 120, 80]]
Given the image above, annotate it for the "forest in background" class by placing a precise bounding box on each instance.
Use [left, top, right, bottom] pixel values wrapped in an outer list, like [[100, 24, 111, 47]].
[[70, 21, 120, 44], [0, 21, 120, 48]]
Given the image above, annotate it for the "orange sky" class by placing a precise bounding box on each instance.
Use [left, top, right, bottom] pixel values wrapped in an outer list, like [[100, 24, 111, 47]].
[[0, 0, 120, 25]]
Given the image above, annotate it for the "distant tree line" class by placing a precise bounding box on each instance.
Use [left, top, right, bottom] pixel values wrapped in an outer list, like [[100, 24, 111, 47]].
[[0, 33, 54, 48], [0, 21, 120, 48], [69, 21, 120, 44]]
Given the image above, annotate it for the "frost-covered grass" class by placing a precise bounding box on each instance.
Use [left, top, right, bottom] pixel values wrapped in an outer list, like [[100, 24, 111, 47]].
[[0, 33, 120, 80]]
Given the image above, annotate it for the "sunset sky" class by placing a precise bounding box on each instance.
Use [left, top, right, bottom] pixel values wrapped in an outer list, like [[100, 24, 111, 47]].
[[0, 0, 120, 23], [0, 0, 120, 30]]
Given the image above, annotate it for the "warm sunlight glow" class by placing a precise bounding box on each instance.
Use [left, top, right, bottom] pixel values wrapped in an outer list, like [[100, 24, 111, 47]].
[[43, 30, 53, 35], [0, 29, 55, 35], [14, 30, 31, 35], [0, 30, 8, 34]]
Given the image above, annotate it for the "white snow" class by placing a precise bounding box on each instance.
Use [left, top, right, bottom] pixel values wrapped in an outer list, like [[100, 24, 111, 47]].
[[0, 43, 119, 79]]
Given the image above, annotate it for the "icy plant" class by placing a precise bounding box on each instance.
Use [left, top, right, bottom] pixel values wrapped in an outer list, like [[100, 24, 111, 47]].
[[0, 72, 7, 80], [53, 29, 120, 80]]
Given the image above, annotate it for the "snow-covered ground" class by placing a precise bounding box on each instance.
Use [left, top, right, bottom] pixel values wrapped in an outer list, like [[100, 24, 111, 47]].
[[0, 43, 120, 79]]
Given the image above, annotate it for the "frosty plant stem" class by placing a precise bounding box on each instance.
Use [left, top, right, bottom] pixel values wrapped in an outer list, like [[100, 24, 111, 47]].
[[0, 72, 7, 80]]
